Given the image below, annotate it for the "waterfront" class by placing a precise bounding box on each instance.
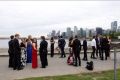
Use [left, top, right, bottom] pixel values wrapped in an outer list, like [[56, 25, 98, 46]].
[[0, 39, 92, 49]]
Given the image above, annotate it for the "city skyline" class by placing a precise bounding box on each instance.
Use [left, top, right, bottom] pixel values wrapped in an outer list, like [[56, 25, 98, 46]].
[[0, 1, 120, 37]]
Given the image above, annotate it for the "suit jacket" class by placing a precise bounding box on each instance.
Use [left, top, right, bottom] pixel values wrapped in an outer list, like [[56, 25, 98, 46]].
[[40, 40, 48, 54], [58, 38, 66, 48], [13, 38, 21, 54], [83, 40, 87, 50], [8, 40, 14, 54], [72, 39, 81, 53]]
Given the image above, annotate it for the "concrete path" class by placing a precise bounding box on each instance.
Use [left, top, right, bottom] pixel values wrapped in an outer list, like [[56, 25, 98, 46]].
[[0, 53, 120, 80]]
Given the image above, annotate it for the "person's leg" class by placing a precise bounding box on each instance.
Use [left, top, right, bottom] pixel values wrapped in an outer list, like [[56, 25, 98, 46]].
[[91, 46, 95, 58], [99, 47, 101, 59], [107, 45, 110, 57], [40, 54, 45, 68], [78, 54, 81, 66], [93, 46, 96, 58], [105, 48, 108, 60], [13, 54, 17, 70], [17, 53, 22, 70], [9, 53, 12, 67], [45, 53, 48, 66], [83, 49, 85, 60], [63, 47, 66, 57], [53, 46, 54, 57], [74, 55, 77, 66], [91, 47, 94, 58], [85, 49, 88, 61], [51, 47, 53, 57], [73, 50, 77, 66], [96, 47, 98, 58], [60, 47, 63, 58], [101, 48, 104, 60]]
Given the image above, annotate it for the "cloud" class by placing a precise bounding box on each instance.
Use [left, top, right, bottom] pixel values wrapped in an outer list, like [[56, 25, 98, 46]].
[[0, 1, 120, 36]]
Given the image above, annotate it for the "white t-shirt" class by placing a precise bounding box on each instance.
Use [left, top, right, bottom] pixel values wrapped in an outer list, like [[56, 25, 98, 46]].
[[91, 39, 96, 48]]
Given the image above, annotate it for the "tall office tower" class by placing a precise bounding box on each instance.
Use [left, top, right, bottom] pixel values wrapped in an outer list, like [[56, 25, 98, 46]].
[[111, 21, 117, 32], [86, 28, 90, 38], [80, 28, 84, 37], [74, 26, 78, 36], [51, 30, 56, 37], [66, 27, 72, 38], [96, 27, 103, 35], [117, 26, 120, 32]]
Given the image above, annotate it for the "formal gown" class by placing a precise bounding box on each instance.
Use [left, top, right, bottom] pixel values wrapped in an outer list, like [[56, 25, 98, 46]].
[[20, 43, 27, 67], [27, 42, 32, 63], [32, 44, 38, 68]]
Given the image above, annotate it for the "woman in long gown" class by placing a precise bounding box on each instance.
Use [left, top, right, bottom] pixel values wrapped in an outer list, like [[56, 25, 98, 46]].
[[50, 37, 55, 57], [20, 38, 27, 67], [32, 38, 38, 68], [26, 35, 32, 63]]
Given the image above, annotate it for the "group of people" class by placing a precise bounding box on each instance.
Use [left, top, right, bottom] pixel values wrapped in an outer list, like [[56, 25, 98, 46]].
[[8, 34, 48, 70], [8, 33, 111, 70], [91, 35, 111, 60], [67, 34, 111, 67]]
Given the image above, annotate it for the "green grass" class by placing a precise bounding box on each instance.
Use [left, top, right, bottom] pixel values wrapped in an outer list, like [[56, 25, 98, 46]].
[[20, 69, 120, 80]]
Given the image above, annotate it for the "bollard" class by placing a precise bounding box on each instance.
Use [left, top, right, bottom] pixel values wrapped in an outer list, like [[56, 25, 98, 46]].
[[114, 47, 117, 80]]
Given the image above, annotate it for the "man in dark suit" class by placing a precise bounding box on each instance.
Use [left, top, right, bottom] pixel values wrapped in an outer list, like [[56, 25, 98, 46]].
[[58, 36, 66, 58], [82, 37, 88, 61], [95, 35, 101, 58], [13, 34, 22, 70], [8, 35, 14, 68], [39, 36, 48, 68], [72, 35, 81, 66], [100, 36, 109, 60]]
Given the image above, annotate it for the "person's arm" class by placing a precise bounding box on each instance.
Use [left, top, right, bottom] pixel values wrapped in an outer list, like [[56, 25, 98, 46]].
[[79, 41, 81, 51], [94, 40, 96, 49], [33, 43, 37, 50]]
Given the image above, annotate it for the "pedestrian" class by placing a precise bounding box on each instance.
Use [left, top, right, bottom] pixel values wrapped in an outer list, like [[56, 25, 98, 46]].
[[58, 36, 66, 58], [39, 36, 48, 68], [8, 35, 14, 68], [101, 36, 109, 60], [72, 35, 81, 67], [26, 35, 32, 63], [13, 34, 22, 70], [50, 37, 55, 57], [95, 35, 101, 58], [82, 37, 88, 61], [107, 36, 111, 58], [20, 38, 27, 68], [32, 38, 38, 69], [91, 36, 97, 59]]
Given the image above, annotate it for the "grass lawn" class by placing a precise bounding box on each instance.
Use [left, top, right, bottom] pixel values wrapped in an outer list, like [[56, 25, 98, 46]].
[[20, 69, 120, 80]]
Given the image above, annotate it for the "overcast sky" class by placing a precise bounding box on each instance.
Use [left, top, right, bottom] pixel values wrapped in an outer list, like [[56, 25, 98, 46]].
[[0, 1, 120, 37]]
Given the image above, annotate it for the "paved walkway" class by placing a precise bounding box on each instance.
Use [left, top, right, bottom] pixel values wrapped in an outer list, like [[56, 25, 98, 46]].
[[0, 53, 120, 80]]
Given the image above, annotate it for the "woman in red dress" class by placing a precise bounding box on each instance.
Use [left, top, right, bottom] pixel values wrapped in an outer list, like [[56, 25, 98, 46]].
[[32, 38, 38, 68]]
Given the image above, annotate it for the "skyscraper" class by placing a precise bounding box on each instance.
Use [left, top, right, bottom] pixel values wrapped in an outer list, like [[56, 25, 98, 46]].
[[61, 32, 66, 38], [117, 26, 120, 32], [96, 27, 103, 35], [66, 27, 72, 38], [56, 30, 60, 37], [111, 21, 117, 32], [51, 30, 56, 37], [86, 28, 90, 38], [74, 26, 78, 36], [80, 28, 84, 37]]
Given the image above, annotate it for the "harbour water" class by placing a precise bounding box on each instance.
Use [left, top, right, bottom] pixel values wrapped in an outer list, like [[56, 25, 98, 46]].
[[0, 39, 92, 49]]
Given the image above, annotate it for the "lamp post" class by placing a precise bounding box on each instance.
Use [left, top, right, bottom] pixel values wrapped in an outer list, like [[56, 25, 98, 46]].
[[111, 42, 120, 80], [114, 47, 117, 80]]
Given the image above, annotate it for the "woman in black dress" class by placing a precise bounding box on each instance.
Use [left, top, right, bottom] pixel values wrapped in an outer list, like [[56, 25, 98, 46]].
[[50, 37, 55, 57], [20, 38, 27, 67]]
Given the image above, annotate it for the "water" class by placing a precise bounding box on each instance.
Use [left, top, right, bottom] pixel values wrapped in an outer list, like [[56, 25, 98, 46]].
[[0, 39, 92, 49]]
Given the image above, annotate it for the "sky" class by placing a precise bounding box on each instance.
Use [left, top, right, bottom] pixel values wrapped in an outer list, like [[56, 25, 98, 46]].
[[0, 1, 120, 37]]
